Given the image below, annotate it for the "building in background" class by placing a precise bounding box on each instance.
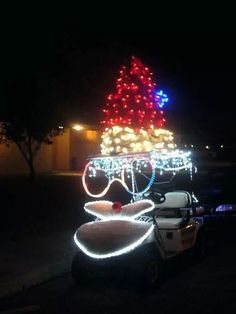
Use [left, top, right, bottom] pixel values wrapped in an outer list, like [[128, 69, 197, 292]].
[[1, 126, 235, 175], [0, 124, 101, 175]]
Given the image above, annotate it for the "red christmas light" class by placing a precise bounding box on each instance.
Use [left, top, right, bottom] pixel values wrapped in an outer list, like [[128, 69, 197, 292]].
[[101, 56, 165, 130]]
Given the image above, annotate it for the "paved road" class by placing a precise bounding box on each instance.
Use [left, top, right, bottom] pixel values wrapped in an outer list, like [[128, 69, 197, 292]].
[[1, 221, 236, 314]]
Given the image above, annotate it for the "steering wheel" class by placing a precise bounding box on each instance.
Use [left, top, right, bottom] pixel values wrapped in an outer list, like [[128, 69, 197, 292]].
[[147, 191, 166, 204]]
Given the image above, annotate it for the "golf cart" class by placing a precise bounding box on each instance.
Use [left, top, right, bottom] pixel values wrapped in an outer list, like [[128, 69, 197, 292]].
[[72, 166, 206, 286]]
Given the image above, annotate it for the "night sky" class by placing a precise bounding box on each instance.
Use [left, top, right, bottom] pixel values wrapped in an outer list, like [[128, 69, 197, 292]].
[[3, 31, 236, 144]]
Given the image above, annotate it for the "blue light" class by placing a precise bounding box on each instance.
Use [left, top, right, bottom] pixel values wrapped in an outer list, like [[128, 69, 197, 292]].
[[215, 204, 235, 212], [155, 90, 169, 109]]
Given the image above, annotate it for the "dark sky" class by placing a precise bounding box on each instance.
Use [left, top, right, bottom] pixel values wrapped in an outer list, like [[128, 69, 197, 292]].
[[3, 31, 236, 142]]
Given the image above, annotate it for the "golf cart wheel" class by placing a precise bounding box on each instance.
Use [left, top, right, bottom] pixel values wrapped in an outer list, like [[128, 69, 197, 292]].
[[193, 230, 206, 259], [71, 252, 96, 284], [144, 259, 162, 287]]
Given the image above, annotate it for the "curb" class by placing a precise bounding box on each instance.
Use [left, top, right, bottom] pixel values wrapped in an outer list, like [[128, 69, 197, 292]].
[[0, 253, 74, 299]]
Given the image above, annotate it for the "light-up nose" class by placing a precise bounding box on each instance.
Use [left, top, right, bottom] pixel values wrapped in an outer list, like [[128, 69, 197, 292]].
[[112, 202, 122, 213]]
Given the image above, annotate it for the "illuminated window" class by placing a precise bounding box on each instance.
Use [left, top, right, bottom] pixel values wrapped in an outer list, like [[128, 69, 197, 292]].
[[86, 130, 97, 141]]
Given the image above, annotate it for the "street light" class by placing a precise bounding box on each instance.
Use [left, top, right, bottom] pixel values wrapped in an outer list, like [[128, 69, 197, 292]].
[[73, 124, 84, 131]]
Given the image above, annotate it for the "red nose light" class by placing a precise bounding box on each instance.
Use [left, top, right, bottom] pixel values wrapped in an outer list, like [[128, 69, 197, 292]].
[[112, 202, 122, 213]]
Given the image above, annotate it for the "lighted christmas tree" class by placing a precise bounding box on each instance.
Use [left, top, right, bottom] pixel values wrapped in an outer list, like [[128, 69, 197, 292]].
[[101, 56, 176, 155]]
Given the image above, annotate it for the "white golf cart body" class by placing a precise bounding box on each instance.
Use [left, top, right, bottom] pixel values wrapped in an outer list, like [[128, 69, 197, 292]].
[[152, 191, 204, 258], [74, 191, 204, 261]]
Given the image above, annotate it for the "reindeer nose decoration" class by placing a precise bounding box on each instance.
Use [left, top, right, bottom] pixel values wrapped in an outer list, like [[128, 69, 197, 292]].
[[112, 202, 122, 213]]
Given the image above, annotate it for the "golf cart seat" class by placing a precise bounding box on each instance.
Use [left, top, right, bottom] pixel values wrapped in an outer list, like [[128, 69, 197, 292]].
[[155, 191, 192, 229], [155, 191, 192, 209]]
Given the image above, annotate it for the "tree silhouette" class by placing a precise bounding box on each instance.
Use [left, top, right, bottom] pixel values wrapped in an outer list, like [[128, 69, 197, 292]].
[[1, 77, 62, 180]]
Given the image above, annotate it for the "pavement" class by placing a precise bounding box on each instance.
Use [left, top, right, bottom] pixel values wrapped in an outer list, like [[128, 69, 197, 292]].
[[0, 211, 231, 301], [0, 228, 77, 299], [0, 173, 86, 300], [0, 219, 236, 314], [0, 163, 235, 301]]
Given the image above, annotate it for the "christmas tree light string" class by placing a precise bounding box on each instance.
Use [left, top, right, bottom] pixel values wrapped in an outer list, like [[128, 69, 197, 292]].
[[82, 56, 194, 198]]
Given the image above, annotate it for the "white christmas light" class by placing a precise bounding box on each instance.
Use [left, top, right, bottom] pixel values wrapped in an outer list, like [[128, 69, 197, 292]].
[[84, 199, 155, 220], [74, 224, 154, 259], [82, 150, 192, 198], [100, 127, 176, 155]]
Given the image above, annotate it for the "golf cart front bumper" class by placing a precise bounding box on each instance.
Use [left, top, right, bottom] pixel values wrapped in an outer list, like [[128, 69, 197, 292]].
[[74, 240, 159, 273]]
